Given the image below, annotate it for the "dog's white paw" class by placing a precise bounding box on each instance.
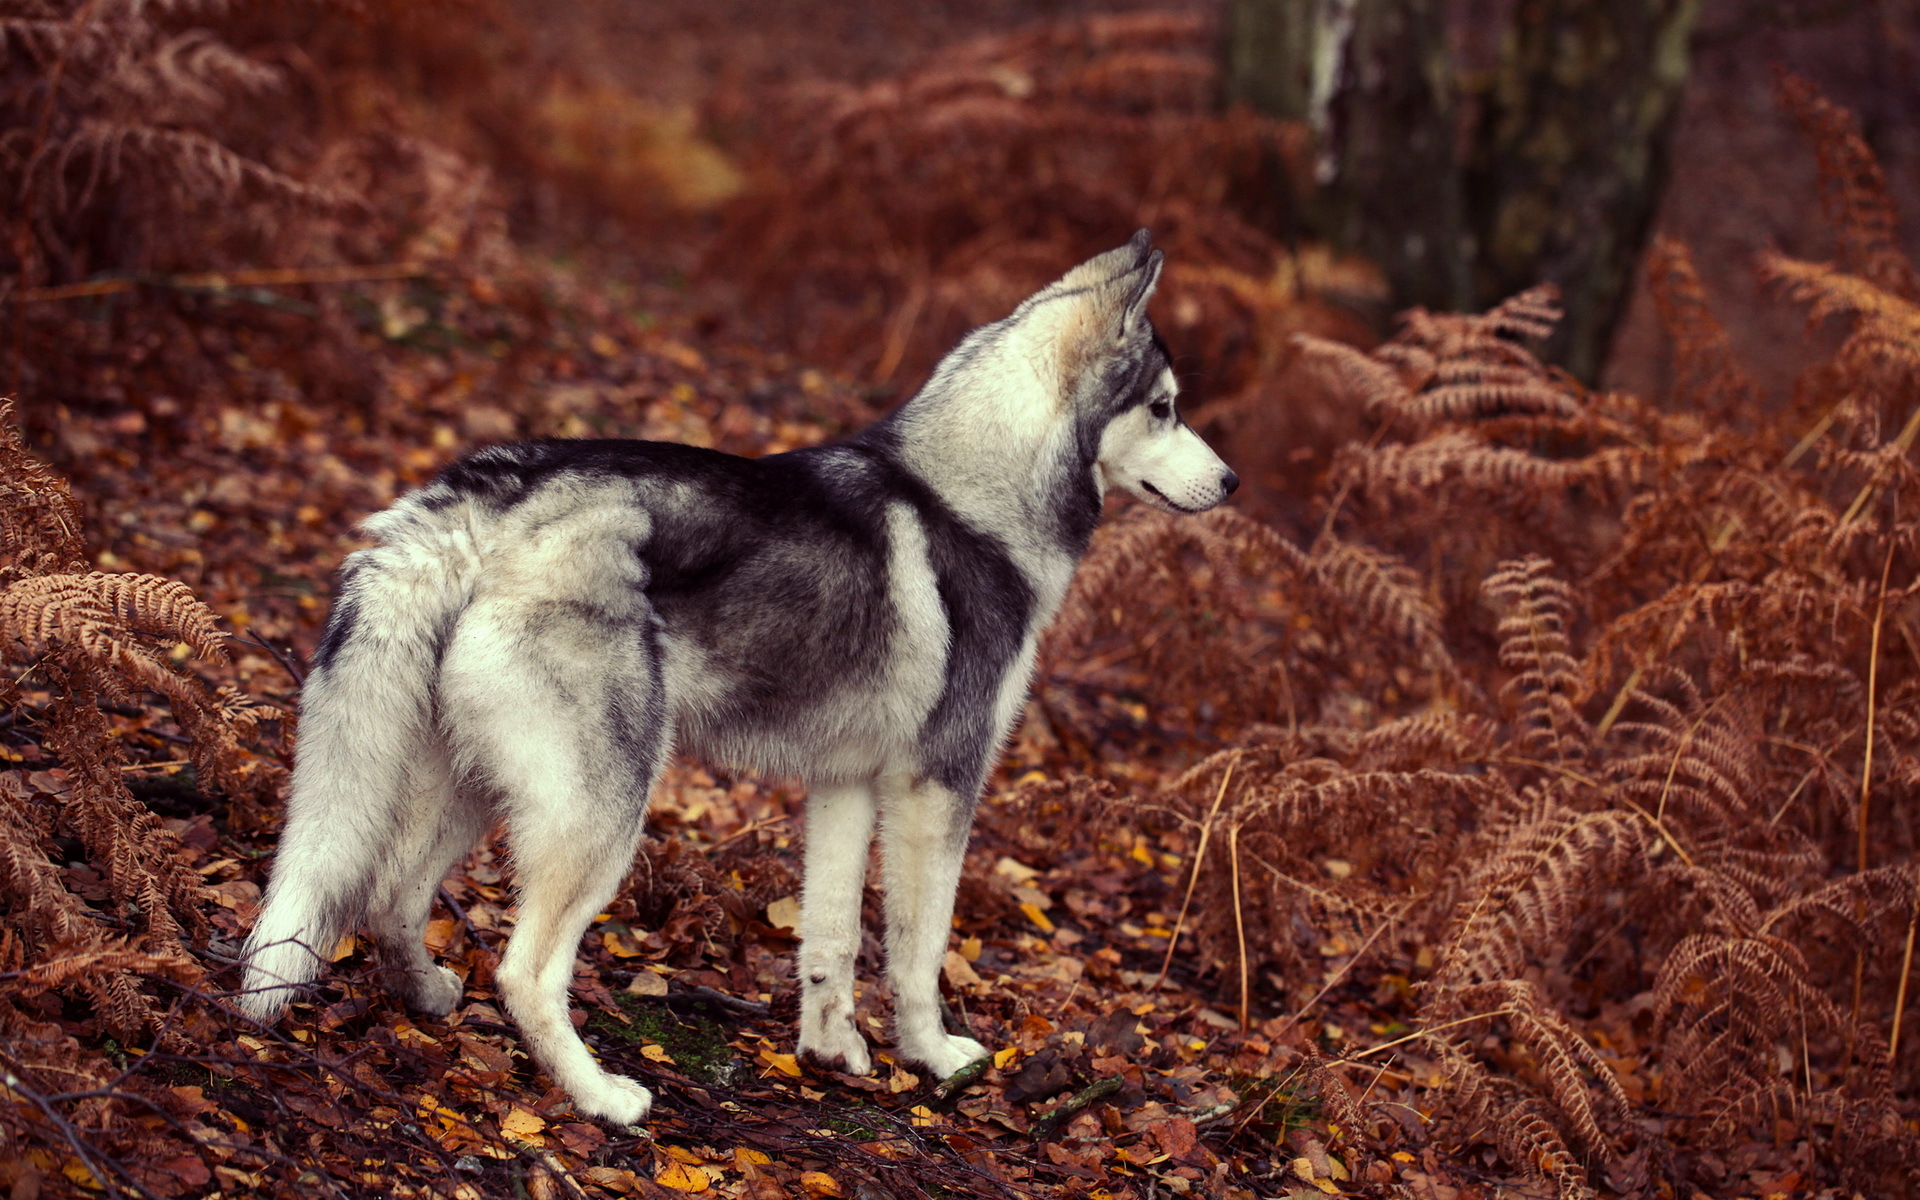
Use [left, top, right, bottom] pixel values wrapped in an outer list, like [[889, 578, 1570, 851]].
[[799, 1021, 873, 1076], [571, 1073, 653, 1126], [905, 1033, 989, 1081], [405, 965, 465, 1017]]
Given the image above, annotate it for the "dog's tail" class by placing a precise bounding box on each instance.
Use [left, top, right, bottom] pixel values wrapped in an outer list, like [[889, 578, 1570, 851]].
[[238, 500, 479, 1021]]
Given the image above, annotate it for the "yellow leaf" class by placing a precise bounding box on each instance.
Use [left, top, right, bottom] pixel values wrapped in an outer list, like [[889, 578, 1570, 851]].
[[732, 1147, 771, 1169], [1019, 901, 1055, 934], [655, 1162, 710, 1193], [765, 895, 802, 933], [992, 1046, 1020, 1069], [500, 1108, 545, 1139], [958, 936, 982, 962], [330, 934, 356, 962], [61, 1157, 102, 1191], [641, 1043, 675, 1064], [757, 1048, 802, 1077], [601, 929, 644, 958], [799, 1170, 842, 1198]]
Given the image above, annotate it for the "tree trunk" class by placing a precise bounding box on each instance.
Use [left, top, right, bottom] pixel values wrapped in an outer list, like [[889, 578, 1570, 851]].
[[1222, 0, 1700, 381], [1325, 0, 1469, 313], [1468, 0, 1700, 379]]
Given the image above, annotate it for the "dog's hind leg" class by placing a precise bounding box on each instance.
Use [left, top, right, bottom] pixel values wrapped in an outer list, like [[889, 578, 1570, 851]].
[[364, 743, 491, 1017], [797, 781, 877, 1074], [877, 776, 989, 1079], [439, 508, 665, 1124]]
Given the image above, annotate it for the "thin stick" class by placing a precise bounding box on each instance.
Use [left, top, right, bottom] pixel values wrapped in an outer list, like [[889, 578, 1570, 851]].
[[1229, 821, 1249, 1031], [234, 631, 306, 688], [1849, 534, 1897, 1055], [1837, 403, 1920, 531], [436, 885, 493, 950], [1278, 910, 1401, 1036], [1333, 1008, 1521, 1064], [1151, 760, 1236, 992], [1891, 893, 1917, 1062], [1594, 514, 1743, 741], [1858, 536, 1894, 876]]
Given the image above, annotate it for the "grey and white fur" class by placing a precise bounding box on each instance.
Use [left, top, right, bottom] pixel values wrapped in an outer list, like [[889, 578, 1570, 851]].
[[238, 230, 1237, 1124]]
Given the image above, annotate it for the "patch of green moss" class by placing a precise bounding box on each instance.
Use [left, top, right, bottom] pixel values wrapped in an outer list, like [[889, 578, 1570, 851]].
[[818, 1105, 889, 1142], [590, 995, 748, 1088], [1227, 1073, 1323, 1144]]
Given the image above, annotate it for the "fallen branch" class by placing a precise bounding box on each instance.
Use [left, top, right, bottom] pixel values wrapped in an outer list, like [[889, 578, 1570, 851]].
[[1030, 1076, 1122, 1141]]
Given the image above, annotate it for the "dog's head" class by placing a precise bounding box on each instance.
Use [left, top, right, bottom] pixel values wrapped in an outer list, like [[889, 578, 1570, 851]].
[[1017, 230, 1238, 514]]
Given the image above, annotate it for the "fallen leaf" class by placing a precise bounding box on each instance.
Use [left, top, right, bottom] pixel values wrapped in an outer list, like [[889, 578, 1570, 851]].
[[943, 949, 982, 988], [1019, 902, 1055, 933], [994, 857, 1040, 883], [765, 895, 801, 932], [656, 1162, 710, 1193], [799, 1171, 842, 1198], [500, 1108, 545, 1139], [628, 970, 670, 997], [757, 1047, 802, 1077]]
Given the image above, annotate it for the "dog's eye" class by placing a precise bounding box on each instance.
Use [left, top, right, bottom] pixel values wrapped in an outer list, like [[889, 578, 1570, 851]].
[[1149, 400, 1172, 420]]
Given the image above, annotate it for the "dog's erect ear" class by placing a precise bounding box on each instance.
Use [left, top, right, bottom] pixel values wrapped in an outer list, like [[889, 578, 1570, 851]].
[[1014, 230, 1165, 388], [1047, 229, 1163, 344], [1117, 245, 1164, 337], [1055, 228, 1154, 293]]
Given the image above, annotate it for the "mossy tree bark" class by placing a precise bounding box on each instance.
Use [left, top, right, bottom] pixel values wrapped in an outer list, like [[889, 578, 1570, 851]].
[[1223, 0, 1699, 380]]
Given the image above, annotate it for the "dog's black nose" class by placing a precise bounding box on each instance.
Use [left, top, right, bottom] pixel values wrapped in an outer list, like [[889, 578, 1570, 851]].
[[1221, 471, 1240, 496]]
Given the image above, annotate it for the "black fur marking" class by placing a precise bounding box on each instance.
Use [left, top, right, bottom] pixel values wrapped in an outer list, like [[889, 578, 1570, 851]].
[[842, 427, 1036, 801], [603, 612, 669, 821], [310, 561, 363, 672]]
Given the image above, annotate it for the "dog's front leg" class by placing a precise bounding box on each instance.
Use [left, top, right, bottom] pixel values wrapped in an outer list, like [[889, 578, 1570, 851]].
[[878, 776, 990, 1079], [797, 780, 878, 1074]]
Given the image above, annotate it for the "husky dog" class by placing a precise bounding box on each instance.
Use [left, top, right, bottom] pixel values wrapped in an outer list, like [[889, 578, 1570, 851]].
[[239, 230, 1236, 1123]]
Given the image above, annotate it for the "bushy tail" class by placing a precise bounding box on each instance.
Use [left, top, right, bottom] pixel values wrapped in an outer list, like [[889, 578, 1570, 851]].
[[238, 504, 477, 1021]]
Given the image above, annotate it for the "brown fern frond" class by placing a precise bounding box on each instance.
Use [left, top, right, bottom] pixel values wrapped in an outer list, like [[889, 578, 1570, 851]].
[[1304, 536, 1454, 679], [0, 571, 226, 661], [1427, 1036, 1593, 1199], [1448, 979, 1631, 1158], [1290, 333, 1418, 415], [1646, 235, 1760, 418], [1777, 72, 1920, 302], [1337, 434, 1648, 515], [0, 398, 87, 583], [1484, 558, 1591, 762], [1763, 251, 1920, 347], [1432, 803, 1648, 990]]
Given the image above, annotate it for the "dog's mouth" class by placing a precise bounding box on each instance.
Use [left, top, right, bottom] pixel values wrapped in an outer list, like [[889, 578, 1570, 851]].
[[1140, 480, 1208, 514]]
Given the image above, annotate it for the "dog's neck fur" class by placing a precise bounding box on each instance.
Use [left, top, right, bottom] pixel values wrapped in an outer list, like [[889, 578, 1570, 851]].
[[870, 317, 1102, 612]]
